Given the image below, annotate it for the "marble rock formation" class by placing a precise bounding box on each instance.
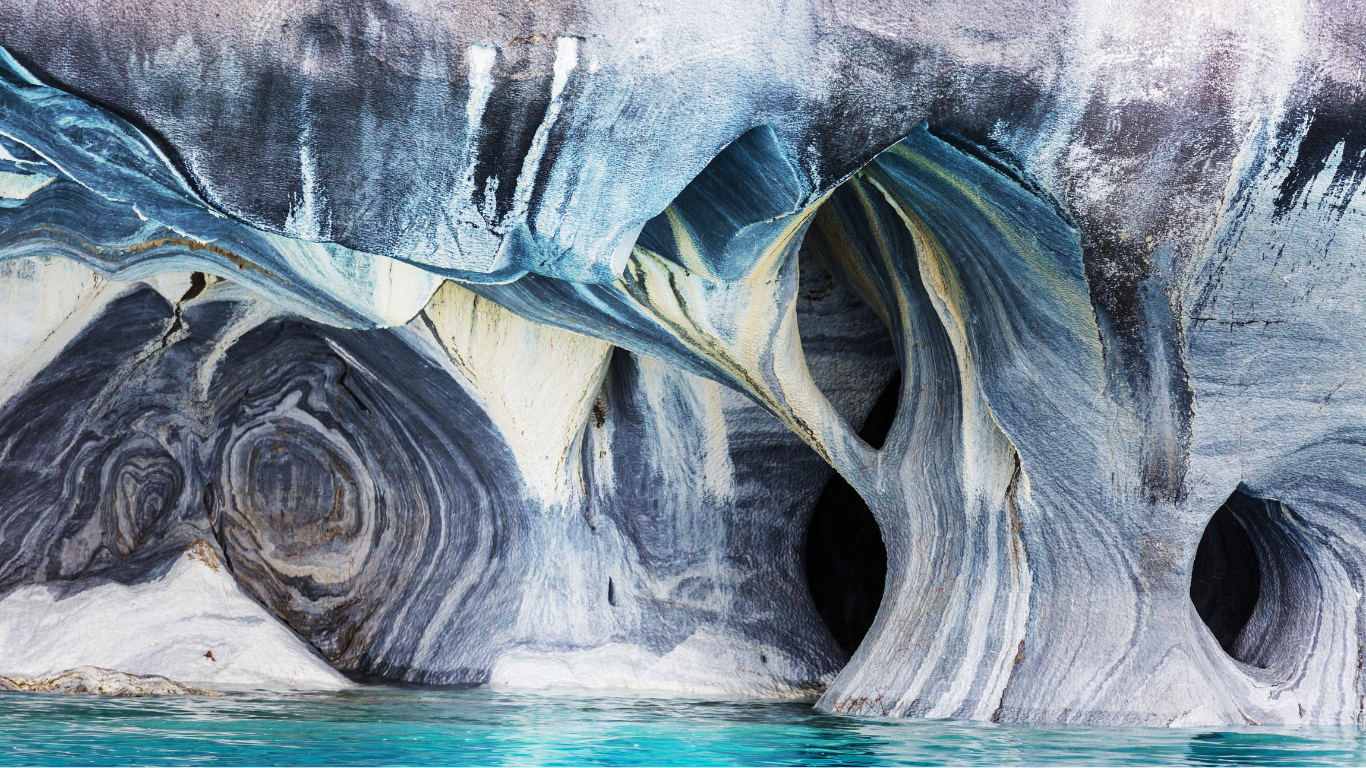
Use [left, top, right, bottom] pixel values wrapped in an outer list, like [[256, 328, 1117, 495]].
[[1, 0, 1365, 727], [0, 666, 216, 696]]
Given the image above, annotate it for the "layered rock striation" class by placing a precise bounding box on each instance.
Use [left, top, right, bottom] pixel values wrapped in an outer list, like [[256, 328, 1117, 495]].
[[1, 0, 1365, 726]]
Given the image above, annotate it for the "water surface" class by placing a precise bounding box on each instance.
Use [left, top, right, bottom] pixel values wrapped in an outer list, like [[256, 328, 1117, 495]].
[[1, 685, 1362, 765]]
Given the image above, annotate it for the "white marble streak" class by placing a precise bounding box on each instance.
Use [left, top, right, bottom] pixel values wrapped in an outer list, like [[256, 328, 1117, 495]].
[[0, 543, 351, 690], [422, 280, 612, 503], [0, 257, 128, 408]]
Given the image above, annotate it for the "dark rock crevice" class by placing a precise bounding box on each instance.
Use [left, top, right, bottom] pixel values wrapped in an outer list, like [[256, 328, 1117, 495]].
[[1190, 495, 1263, 657], [804, 371, 896, 655]]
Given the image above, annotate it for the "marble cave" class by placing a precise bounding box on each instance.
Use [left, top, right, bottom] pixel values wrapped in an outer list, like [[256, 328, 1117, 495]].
[[0, 0, 1365, 733]]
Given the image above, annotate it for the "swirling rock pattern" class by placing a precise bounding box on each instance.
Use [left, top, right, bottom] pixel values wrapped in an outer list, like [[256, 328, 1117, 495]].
[[205, 318, 528, 681], [0, 286, 197, 588], [2, 0, 1366, 727], [0, 250, 893, 693]]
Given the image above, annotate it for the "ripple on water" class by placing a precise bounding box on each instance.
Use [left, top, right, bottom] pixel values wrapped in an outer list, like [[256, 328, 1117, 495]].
[[1, 686, 1364, 766]]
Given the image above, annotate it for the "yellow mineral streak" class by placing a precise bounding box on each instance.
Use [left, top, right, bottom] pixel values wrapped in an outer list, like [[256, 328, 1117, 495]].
[[611, 245, 868, 472], [423, 280, 613, 503]]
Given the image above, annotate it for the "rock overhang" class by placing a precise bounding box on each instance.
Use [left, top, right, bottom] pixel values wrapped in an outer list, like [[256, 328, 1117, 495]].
[[0, 0, 1364, 728]]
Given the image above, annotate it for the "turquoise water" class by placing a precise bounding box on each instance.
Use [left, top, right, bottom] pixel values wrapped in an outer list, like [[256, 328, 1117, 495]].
[[1, 685, 1363, 766]]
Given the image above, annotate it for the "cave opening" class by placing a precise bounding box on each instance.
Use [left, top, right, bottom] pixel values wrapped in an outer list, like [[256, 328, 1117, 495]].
[[804, 371, 897, 656], [1190, 492, 1264, 656]]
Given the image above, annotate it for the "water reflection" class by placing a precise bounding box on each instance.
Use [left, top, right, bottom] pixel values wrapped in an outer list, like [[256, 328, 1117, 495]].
[[1186, 730, 1365, 766], [1, 685, 1364, 766]]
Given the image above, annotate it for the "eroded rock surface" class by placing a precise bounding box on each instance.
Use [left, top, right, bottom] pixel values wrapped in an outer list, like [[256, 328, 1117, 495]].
[[0, 0, 1365, 727], [0, 667, 215, 697]]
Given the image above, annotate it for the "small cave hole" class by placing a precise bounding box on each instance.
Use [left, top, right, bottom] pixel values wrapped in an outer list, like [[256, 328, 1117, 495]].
[[794, 210, 899, 657], [804, 371, 897, 655], [1190, 494, 1263, 655]]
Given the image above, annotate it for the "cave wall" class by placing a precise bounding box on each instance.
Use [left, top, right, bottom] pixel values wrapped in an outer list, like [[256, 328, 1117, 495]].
[[0, 0, 1365, 728], [0, 250, 893, 695]]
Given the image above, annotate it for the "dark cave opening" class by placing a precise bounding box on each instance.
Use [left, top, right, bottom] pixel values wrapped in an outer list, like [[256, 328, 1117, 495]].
[[804, 372, 897, 656], [1190, 494, 1263, 655]]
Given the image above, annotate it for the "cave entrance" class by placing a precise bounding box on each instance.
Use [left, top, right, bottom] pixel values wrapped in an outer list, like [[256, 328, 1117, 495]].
[[804, 372, 897, 656], [1190, 491, 1264, 656]]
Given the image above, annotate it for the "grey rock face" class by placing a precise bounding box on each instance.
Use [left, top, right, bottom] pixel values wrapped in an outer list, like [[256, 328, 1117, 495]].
[[0, 0, 1365, 728], [205, 315, 529, 680], [0, 258, 890, 692]]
